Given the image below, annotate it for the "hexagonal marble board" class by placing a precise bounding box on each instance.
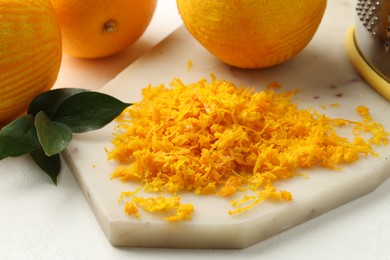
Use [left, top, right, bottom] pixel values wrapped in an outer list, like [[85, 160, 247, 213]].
[[63, 8, 390, 248]]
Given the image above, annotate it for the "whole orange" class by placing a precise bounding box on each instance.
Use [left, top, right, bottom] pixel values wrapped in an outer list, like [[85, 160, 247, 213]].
[[0, 0, 62, 125], [176, 0, 327, 69], [50, 0, 157, 58]]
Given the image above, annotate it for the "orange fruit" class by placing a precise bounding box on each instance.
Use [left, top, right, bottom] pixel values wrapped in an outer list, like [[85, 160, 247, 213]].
[[50, 0, 157, 58], [176, 0, 327, 69], [0, 0, 62, 125]]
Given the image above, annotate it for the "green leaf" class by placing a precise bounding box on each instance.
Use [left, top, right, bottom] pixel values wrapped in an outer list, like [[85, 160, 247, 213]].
[[35, 111, 73, 156], [28, 88, 89, 118], [1, 87, 130, 185], [30, 148, 61, 185], [0, 115, 39, 160], [52, 92, 130, 133]]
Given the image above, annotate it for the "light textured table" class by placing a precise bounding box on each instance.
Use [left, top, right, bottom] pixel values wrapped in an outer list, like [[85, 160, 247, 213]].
[[1, 1, 390, 259]]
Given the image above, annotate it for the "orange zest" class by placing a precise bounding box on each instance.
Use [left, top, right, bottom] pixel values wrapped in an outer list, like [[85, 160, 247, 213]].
[[108, 76, 388, 220]]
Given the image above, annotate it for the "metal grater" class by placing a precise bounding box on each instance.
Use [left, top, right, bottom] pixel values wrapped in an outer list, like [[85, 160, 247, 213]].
[[355, 0, 390, 81]]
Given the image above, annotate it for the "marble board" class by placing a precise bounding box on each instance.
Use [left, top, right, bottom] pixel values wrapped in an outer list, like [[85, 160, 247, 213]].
[[63, 1, 390, 248]]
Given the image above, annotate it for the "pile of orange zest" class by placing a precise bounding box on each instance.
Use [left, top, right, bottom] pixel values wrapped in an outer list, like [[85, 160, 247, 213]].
[[108, 75, 388, 218], [124, 201, 140, 218], [123, 195, 193, 222]]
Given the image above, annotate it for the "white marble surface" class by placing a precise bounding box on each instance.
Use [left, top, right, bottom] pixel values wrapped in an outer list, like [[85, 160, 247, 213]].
[[1, 0, 390, 259]]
